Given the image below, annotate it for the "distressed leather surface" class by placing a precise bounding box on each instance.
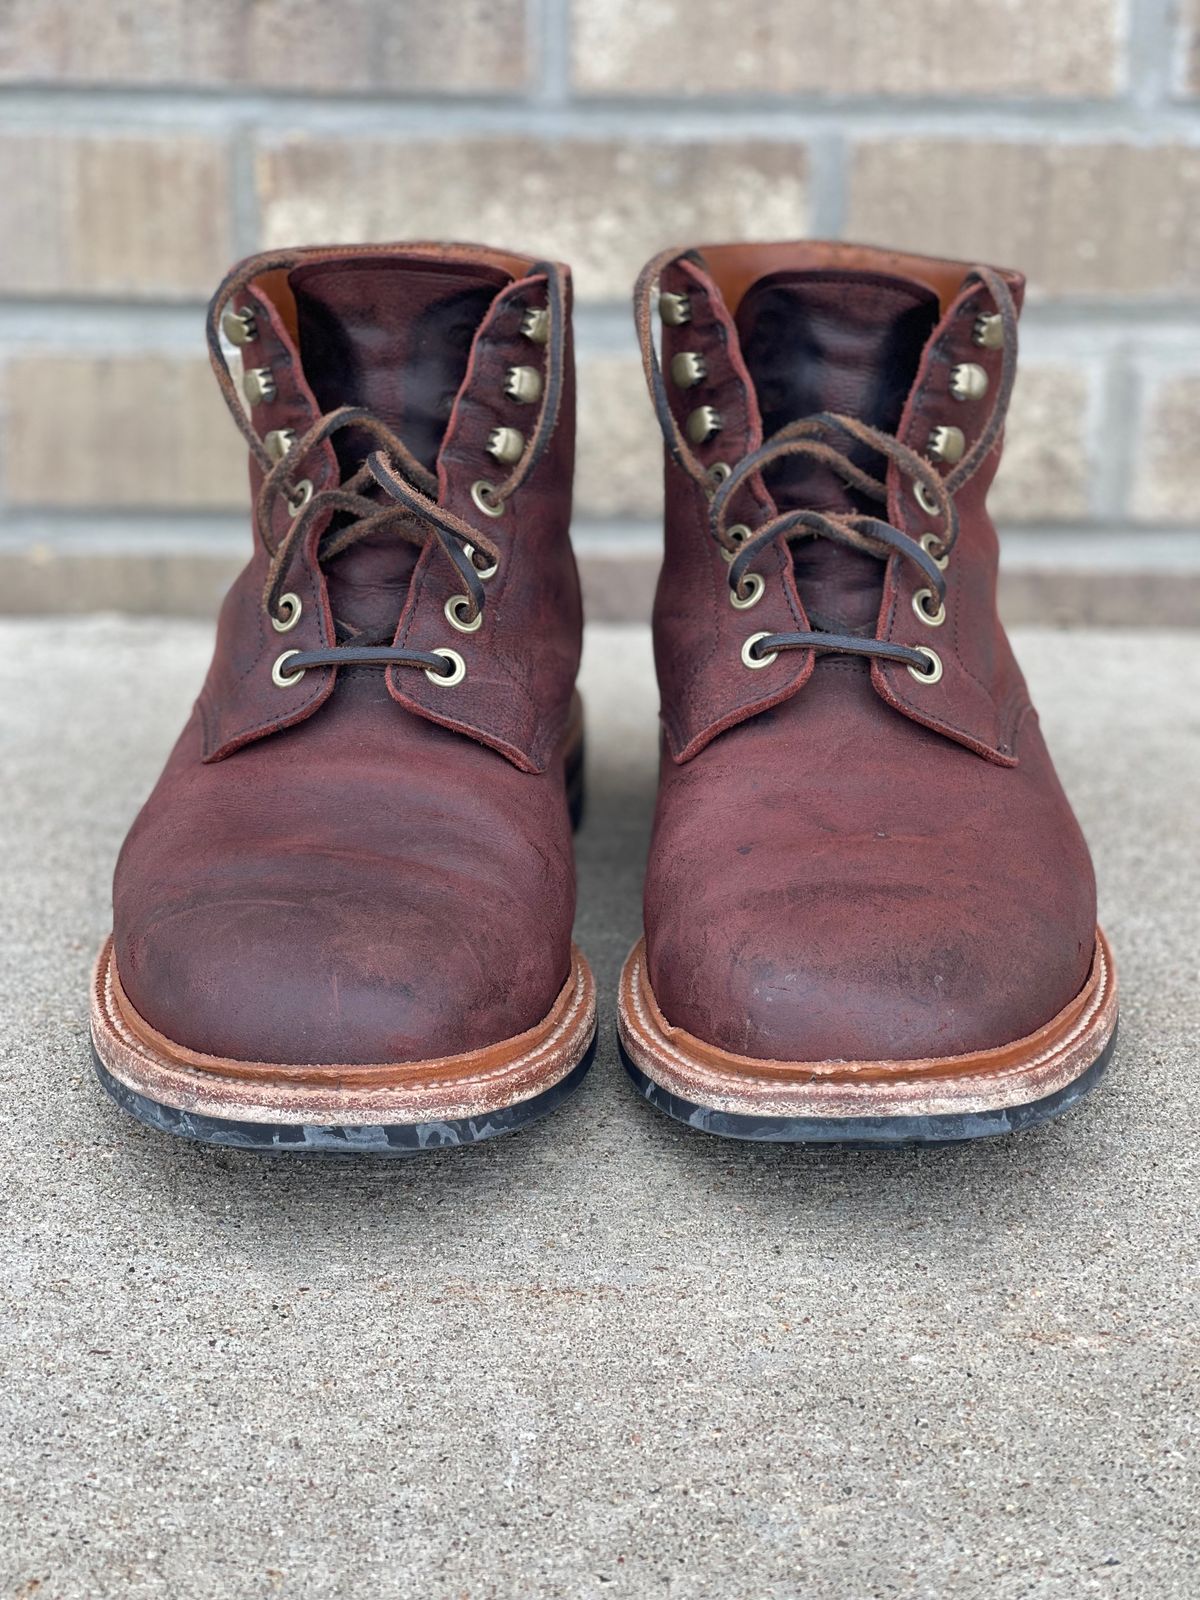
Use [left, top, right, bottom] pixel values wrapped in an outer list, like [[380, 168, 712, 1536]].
[[652, 243, 1028, 765], [116, 673, 578, 1065], [643, 665, 1095, 1061], [113, 244, 583, 1064], [196, 247, 580, 773], [652, 256, 815, 765], [641, 241, 1099, 1061], [199, 282, 341, 763], [389, 269, 582, 774], [873, 277, 1030, 761]]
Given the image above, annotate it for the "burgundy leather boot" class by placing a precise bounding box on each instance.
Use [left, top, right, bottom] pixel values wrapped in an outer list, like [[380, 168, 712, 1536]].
[[91, 242, 596, 1151], [617, 241, 1117, 1143]]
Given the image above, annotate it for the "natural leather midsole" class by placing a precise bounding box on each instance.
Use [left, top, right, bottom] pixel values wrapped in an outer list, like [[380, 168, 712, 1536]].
[[618, 930, 1118, 1119], [91, 937, 597, 1125]]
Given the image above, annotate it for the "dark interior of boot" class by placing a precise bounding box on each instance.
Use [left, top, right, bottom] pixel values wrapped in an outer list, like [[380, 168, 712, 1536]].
[[275, 255, 512, 639], [289, 255, 513, 474], [735, 268, 939, 513], [733, 267, 941, 636]]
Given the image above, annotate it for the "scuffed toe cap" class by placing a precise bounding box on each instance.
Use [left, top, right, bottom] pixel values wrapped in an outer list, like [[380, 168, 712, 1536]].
[[115, 869, 571, 1067], [645, 881, 1098, 1065], [111, 733, 576, 1066], [108, 680, 578, 1069], [643, 714, 1098, 1065]]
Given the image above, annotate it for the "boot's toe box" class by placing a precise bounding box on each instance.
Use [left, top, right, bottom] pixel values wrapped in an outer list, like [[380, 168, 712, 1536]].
[[647, 868, 1096, 1064], [116, 866, 569, 1067], [643, 707, 1097, 1065], [112, 714, 576, 1068]]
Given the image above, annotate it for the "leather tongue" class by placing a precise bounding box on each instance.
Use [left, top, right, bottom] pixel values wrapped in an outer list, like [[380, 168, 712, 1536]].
[[290, 253, 512, 474], [735, 268, 939, 635], [286, 253, 512, 638]]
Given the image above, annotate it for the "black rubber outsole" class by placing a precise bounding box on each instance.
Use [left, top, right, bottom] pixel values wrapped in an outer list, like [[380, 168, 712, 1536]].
[[92, 1029, 597, 1154], [617, 1022, 1118, 1147]]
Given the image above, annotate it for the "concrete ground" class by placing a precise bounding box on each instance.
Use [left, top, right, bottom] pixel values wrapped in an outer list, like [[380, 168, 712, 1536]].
[[1, 617, 1197, 1600]]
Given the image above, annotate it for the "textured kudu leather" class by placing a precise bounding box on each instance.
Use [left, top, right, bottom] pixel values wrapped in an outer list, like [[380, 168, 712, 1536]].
[[640, 242, 1098, 1061], [113, 244, 584, 1066]]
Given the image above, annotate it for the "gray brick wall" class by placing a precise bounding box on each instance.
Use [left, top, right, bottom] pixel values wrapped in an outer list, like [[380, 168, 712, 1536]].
[[1, 0, 1198, 620]]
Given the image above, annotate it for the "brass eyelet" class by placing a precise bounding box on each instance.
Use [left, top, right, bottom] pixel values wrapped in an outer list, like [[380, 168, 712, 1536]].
[[425, 648, 466, 687], [659, 291, 692, 326], [286, 478, 313, 517], [973, 313, 1004, 350], [471, 480, 505, 519], [243, 366, 276, 406], [271, 649, 305, 687], [686, 405, 722, 445], [741, 631, 777, 670], [907, 646, 943, 684], [913, 479, 941, 518], [920, 531, 949, 571], [270, 593, 302, 633], [670, 351, 708, 389], [221, 306, 257, 346], [707, 461, 732, 488], [486, 425, 525, 466], [730, 573, 765, 610], [720, 525, 751, 564], [462, 542, 499, 580], [445, 594, 483, 634], [912, 588, 946, 627], [264, 427, 296, 464], [950, 362, 989, 402], [520, 307, 550, 345], [928, 424, 966, 465], [504, 365, 543, 405]]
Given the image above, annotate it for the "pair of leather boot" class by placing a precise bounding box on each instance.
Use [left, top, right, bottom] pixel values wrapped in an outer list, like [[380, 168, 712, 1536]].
[[90, 239, 1118, 1152]]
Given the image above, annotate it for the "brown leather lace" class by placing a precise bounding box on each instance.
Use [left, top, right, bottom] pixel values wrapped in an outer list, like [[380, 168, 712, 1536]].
[[632, 255, 1018, 674], [207, 250, 567, 678]]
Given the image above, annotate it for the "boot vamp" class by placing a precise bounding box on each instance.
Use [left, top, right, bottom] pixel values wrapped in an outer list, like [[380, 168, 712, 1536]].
[[644, 665, 1097, 1062], [113, 676, 576, 1066]]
